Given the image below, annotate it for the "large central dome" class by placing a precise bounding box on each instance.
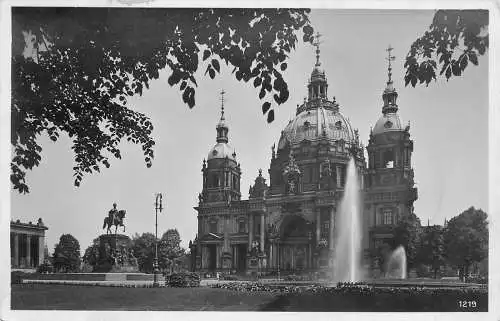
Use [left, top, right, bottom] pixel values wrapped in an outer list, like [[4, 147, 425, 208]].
[[278, 100, 356, 150]]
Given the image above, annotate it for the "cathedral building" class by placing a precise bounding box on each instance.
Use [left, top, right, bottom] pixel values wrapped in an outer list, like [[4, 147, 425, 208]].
[[192, 43, 417, 276]]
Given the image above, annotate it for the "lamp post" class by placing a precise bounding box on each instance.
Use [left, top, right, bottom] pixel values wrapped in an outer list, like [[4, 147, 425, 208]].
[[153, 193, 163, 288]]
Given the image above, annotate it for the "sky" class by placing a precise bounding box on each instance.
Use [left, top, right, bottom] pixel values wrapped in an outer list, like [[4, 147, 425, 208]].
[[9, 9, 489, 254]]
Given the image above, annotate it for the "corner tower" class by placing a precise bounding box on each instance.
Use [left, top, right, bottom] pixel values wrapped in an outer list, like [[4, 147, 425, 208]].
[[199, 90, 242, 204], [364, 46, 418, 262]]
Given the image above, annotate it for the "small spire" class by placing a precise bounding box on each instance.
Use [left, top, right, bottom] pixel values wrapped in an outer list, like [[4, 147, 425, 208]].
[[381, 46, 398, 113], [313, 32, 322, 67], [216, 90, 229, 143], [219, 89, 226, 121], [386, 45, 395, 85]]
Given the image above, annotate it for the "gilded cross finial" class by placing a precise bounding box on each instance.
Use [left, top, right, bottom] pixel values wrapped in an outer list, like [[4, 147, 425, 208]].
[[220, 89, 226, 120], [313, 32, 322, 67], [386, 45, 396, 83]]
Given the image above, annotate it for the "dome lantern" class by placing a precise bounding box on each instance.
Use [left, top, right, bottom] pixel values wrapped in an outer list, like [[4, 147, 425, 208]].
[[373, 46, 405, 136], [307, 32, 328, 101], [208, 89, 237, 161], [216, 89, 229, 144], [382, 45, 398, 114]]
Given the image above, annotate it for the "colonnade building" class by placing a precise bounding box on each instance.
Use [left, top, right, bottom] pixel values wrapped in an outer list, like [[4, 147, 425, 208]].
[[11, 218, 48, 270]]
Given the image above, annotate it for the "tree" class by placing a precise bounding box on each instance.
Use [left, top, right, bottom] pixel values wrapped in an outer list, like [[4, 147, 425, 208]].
[[393, 213, 421, 270], [52, 234, 81, 272], [416, 225, 445, 278], [12, 8, 314, 193], [158, 229, 185, 274], [82, 237, 100, 269], [444, 206, 488, 281], [405, 10, 488, 87], [131, 232, 157, 273]]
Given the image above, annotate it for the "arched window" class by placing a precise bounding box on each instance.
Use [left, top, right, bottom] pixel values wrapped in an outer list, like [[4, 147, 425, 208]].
[[211, 173, 220, 187], [384, 150, 394, 168], [232, 174, 238, 190]]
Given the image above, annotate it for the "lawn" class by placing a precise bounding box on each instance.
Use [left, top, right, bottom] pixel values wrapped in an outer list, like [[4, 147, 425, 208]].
[[11, 284, 276, 311], [11, 283, 487, 311]]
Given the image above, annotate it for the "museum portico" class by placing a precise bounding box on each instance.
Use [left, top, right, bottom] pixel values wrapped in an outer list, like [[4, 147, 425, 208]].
[[11, 218, 48, 270]]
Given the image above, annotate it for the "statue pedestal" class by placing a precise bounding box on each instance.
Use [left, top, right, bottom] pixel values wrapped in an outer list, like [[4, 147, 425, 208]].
[[95, 234, 139, 273]]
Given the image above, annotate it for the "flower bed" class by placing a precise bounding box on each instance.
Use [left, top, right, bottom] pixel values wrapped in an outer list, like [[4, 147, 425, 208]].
[[210, 281, 487, 311], [209, 281, 487, 296], [167, 272, 200, 287]]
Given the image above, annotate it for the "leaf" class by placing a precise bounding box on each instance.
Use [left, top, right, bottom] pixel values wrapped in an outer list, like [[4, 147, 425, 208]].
[[469, 52, 478, 65], [445, 66, 452, 80], [212, 59, 220, 73], [459, 55, 468, 71], [203, 50, 211, 61], [168, 72, 180, 86], [410, 76, 417, 87], [253, 77, 262, 88], [451, 61, 461, 76], [280, 63, 287, 71], [259, 88, 265, 99], [267, 109, 274, 123], [303, 25, 314, 36], [180, 81, 187, 90], [209, 68, 215, 79], [262, 102, 271, 114]]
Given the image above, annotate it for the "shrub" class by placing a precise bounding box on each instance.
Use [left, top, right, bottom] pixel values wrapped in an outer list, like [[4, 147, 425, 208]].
[[167, 271, 200, 287], [37, 262, 54, 274], [466, 275, 487, 284], [11, 271, 34, 284]]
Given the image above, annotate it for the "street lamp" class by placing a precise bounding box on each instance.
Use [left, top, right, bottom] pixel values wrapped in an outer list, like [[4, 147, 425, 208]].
[[153, 193, 163, 287]]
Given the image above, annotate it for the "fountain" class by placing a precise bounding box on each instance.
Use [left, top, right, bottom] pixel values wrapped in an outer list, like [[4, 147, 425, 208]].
[[333, 157, 363, 282], [385, 245, 407, 279]]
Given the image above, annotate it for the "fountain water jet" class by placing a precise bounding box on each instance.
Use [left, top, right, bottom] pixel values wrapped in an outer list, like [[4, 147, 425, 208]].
[[332, 157, 363, 282], [386, 245, 407, 279]]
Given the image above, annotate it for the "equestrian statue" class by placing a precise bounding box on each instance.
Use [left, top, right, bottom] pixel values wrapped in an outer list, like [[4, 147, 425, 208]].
[[103, 202, 126, 234]]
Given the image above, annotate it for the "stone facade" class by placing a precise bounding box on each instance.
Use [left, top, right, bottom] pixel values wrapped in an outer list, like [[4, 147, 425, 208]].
[[10, 218, 48, 270], [194, 47, 417, 275]]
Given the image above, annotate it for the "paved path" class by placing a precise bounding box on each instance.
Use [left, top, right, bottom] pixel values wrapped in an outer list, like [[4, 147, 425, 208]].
[[22, 279, 166, 287]]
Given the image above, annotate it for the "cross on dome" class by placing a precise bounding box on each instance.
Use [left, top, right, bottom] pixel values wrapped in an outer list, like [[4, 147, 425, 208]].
[[386, 45, 395, 84], [219, 89, 226, 121], [313, 32, 323, 67]]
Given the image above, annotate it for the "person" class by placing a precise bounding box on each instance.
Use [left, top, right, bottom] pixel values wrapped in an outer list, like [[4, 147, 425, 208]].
[[108, 203, 118, 223]]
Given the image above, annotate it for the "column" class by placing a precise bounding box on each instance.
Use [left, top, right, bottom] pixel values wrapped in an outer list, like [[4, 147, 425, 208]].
[[202, 246, 207, 269], [248, 214, 253, 252], [260, 213, 265, 253], [308, 243, 312, 269], [329, 207, 335, 251], [223, 216, 229, 252], [269, 241, 274, 268], [216, 245, 220, 269], [336, 165, 342, 187], [26, 235, 31, 268], [13, 234, 19, 268], [316, 209, 321, 244]]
